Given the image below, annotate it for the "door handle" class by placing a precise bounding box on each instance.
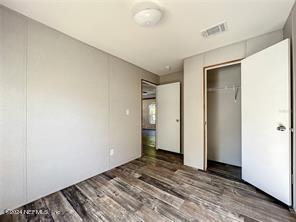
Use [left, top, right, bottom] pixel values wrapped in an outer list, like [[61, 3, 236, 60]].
[[176, 119, 180, 122], [277, 124, 286, 131]]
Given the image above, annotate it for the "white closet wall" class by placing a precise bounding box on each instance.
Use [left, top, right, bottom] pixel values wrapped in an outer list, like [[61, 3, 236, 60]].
[[207, 65, 241, 166]]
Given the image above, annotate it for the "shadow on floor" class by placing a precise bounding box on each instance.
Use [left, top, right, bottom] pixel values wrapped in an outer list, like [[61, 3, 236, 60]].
[[207, 160, 241, 181]]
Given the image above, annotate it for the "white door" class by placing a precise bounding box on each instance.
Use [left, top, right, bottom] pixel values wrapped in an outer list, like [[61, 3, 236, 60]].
[[241, 39, 291, 205], [156, 82, 180, 153]]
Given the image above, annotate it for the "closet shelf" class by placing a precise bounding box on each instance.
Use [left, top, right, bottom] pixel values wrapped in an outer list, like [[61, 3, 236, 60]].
[[207, 85, 241, 92]]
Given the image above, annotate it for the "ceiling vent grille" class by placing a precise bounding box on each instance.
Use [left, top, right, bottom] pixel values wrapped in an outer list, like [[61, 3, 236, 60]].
[[201, 22, 228, 38]]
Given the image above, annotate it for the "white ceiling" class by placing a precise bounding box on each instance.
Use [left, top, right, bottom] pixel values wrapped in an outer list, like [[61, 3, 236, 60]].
[[0, 0, 294, 75]]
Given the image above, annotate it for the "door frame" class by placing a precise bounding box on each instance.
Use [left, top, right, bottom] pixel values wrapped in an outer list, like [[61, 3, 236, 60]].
[[203, 59, 243, 170], [141, 79, 158, 156]]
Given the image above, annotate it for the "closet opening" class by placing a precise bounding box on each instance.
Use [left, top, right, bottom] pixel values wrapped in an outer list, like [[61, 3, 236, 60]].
[[204, 60, 242, 181]]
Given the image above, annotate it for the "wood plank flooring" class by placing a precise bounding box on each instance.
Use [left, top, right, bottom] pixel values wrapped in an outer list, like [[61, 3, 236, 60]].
[[1, 147, 296, 222], [207, 160, 242, 181], [142, 129, 156, 148]]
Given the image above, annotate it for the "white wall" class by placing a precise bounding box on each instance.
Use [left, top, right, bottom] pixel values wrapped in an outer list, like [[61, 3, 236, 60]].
[[26, 20, 111, 202], [159, 71, 183, 84], [0, 6, 27, 211], [283, 2, 296, 210], [207, 65, 241, 166], [184, 30, 283, 169], [0, 6, 158, 212], [109, 57, 144, 169], [184, 55, 204, 168]]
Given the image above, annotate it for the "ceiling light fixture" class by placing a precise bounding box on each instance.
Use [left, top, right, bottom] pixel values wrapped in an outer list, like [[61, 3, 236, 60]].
[[165, 65, 171, 71], [132, 1, 163, 27]]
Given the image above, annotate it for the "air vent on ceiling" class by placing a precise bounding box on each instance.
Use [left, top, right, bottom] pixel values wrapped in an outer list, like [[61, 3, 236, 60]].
[[201, 21, 228, 38]]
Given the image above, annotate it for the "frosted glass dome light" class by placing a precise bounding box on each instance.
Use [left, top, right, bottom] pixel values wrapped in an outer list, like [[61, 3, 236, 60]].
[[133, 7, 162, 27]]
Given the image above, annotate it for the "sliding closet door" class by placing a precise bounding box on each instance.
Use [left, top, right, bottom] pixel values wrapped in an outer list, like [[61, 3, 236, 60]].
[[241, 39, 291, 205]]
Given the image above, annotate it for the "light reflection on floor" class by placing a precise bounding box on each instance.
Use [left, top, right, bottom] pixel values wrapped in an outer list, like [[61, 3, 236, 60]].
[[142, 129, 156, 147]]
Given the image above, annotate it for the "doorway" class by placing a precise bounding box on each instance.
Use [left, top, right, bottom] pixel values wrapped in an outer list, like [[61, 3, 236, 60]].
[[204, 61, 242, 180], [141, 80, 181, 157], [141, 80, 157, 154]]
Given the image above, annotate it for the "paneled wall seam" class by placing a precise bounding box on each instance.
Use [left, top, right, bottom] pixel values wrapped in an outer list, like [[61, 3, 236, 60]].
[[0, 6, 2, 208], [244, 40, 248, 57], [202, 54, 205, 169], [24, 16, 28, 204], [292, 5, 296, 211], [107, 55, 111, 170]]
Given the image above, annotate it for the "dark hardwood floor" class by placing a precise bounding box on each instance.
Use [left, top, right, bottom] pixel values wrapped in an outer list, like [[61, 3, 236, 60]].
[[142, 129, 156, 148], [2, 146, 296, 222], [207, 160, 242, 181]]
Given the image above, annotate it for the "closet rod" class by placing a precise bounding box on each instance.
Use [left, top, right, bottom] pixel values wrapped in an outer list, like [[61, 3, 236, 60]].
[[207, 85, 240, 92]]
